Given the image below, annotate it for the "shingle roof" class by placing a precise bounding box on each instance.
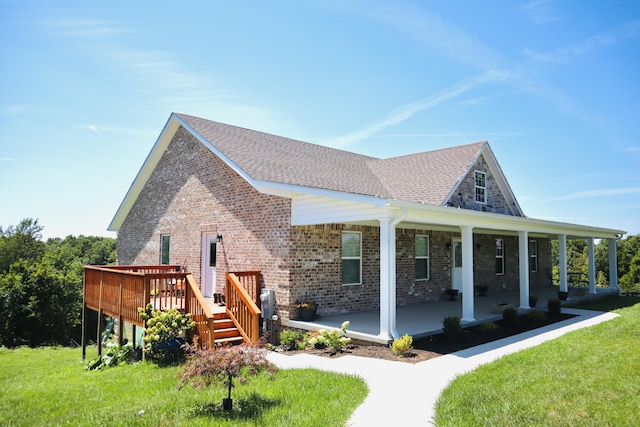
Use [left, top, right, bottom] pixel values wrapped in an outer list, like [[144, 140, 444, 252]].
[[176, 113, 486, 206]]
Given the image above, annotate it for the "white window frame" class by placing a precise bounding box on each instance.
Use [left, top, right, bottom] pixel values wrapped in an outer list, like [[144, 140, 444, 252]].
[[495, 238, 504, 276], [474, 170, 487, 204], [341, 232, 362, 285], [529, 240, 538, 273], [415, 235, 430, 281]]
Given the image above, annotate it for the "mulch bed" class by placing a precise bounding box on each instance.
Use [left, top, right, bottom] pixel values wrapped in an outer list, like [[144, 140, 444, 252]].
[[276, 312, 575, 364]]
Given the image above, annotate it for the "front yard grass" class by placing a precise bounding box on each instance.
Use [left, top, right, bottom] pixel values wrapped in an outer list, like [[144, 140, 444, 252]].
[[433, 295, 640, 426], [0, 346, 367, 426]]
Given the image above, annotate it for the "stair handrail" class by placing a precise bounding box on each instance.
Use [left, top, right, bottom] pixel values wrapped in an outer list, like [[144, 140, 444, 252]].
[[226, 273, 262, 343], [184, 274, 216, 349]]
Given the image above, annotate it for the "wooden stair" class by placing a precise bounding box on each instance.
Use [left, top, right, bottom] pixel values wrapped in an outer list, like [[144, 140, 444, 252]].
[[213, 312, 245, 346]]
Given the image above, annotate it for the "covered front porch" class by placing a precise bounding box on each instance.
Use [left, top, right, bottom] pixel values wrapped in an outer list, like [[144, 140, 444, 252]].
[[285, 285, 618, 344]]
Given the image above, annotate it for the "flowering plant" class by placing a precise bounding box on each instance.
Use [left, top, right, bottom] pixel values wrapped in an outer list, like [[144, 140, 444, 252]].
[[294, 301, 317, 309], [307, 321, 351, 352]]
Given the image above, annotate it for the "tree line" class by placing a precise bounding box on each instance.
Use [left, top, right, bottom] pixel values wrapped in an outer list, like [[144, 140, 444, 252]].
[[0, 218, 115, 347]]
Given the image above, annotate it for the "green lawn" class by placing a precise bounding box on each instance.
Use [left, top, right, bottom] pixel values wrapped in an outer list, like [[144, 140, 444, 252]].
[[434, 295, 640, 426], [0, 346, 367, 426]]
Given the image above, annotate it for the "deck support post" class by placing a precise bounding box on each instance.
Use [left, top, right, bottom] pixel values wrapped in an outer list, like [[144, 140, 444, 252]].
[[518, 230, 530, 309]]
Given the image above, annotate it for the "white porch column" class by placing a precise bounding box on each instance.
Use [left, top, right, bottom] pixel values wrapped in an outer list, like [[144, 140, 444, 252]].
[[587, 237, 597, 294], [608, 238, 619, 291], [379, 217, 393, 341], [378, 213, 403, 341], [518, 230, 530, 309], [559, 234, 568, 293], [461, 226, 475, 322]]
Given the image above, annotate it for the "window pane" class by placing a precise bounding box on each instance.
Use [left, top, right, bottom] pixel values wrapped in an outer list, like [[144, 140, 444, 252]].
[[496, 257, 504, 275], [415, 236, 428, 257], [454, 242, 462, 268], [161, 235, 170, 265], [209, 242, 217, 267], [342, 233, 360, 257], [342, 259, 360, 284], [415, 259, 428, 280]]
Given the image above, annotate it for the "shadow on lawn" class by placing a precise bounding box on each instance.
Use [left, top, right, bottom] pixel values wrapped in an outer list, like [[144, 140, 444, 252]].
[[190, 392, 279, 420]]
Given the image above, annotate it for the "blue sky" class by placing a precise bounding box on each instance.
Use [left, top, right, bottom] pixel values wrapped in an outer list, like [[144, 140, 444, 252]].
[[1, 0, 639, 239]]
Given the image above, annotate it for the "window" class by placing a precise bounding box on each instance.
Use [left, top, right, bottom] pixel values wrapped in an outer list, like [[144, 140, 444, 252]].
[[160, 234, 171, 265], [415, 235, 430, 280], [209, 242, 217, 267], [495, 238, 504, 275], [529, 240, 538, 272], [474, 171, 487, 204], [342, 232, 361, 285]]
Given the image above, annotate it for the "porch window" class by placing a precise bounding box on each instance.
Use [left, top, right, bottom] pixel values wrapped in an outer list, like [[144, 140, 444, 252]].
[[415, 235, 429, 280], [160, 234, 170, 265], [529, 240, 538, 272], [342, 232, 361, 285], [475, 171, 487, 204], [495, 238, 504, 275]]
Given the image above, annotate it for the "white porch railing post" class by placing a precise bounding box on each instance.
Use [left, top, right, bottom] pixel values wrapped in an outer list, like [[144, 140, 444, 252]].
[[559, 235, 568, 293], [608, 238, 619, 291], [461, 226, 475, 322], [518, 230, 530, 309], [588, 237, 597, 294]]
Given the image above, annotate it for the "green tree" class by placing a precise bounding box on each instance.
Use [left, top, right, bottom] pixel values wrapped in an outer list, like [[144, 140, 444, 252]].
[[0, 218, 45, 273]]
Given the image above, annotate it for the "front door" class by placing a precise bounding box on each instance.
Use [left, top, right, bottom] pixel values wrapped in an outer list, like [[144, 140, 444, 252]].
[[201, 233, 217, 298], [452, 239, 462, 291]]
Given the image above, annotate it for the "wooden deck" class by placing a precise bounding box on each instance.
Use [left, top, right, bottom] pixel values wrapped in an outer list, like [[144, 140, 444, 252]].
[[82, 265, 262, 357]]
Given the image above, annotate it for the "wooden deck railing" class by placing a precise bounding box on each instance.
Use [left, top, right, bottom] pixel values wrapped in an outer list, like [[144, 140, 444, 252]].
[[226, 272, 262, 343], [230, 271, 262, 306], [183, 274, 215, 349], [82, 265, 216, 357]]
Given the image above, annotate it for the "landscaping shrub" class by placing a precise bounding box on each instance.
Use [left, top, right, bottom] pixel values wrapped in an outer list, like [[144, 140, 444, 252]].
[[479, 321, 499, 333], [547, 298, 562, 316], [307, 321, 351, 352], [527, 308, 547, 322], [442, 316, 462, 340], [502, 307, 519, 327], [138, 304, 195, 363], [390, 334, 413, 357], [279, 329, 305, 350]]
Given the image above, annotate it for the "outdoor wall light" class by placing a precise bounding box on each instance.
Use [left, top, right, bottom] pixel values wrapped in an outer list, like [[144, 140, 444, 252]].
[[446, 243, 452, 250], [476, 243, 482, 250], [216, 234, 223, 243]]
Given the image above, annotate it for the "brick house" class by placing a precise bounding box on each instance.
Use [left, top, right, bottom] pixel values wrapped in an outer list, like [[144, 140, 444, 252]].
[[108, 113, 625, 341]]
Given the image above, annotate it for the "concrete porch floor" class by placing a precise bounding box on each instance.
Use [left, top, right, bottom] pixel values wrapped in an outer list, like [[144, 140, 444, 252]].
[[284, 285, 619, 344]]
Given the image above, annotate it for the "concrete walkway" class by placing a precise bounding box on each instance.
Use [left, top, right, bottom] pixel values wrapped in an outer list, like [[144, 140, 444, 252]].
[[267, 308, 619, 426]]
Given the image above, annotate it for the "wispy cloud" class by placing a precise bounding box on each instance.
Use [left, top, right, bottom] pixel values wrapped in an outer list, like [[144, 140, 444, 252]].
[[48, 19, 128, 37], [0, 157, 16, 161], [524, 0, 563, 25], [0, 104, 28, 115], [323, 71, 508, 149], [543, 187, 640, 202], [524, 19, 640, 63]]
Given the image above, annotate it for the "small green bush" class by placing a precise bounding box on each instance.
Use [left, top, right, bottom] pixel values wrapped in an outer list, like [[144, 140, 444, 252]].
[[138, 304, 195, 363], [527, 308, 547, 322], [502, 307, 519, 327], [479, 321, 499, 333], [391, 334, 413, 357], [547, 298, 562, 316], [279, 329, 305, 350], [307, 321, 351, 352], [443, 316, 462, 340]]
